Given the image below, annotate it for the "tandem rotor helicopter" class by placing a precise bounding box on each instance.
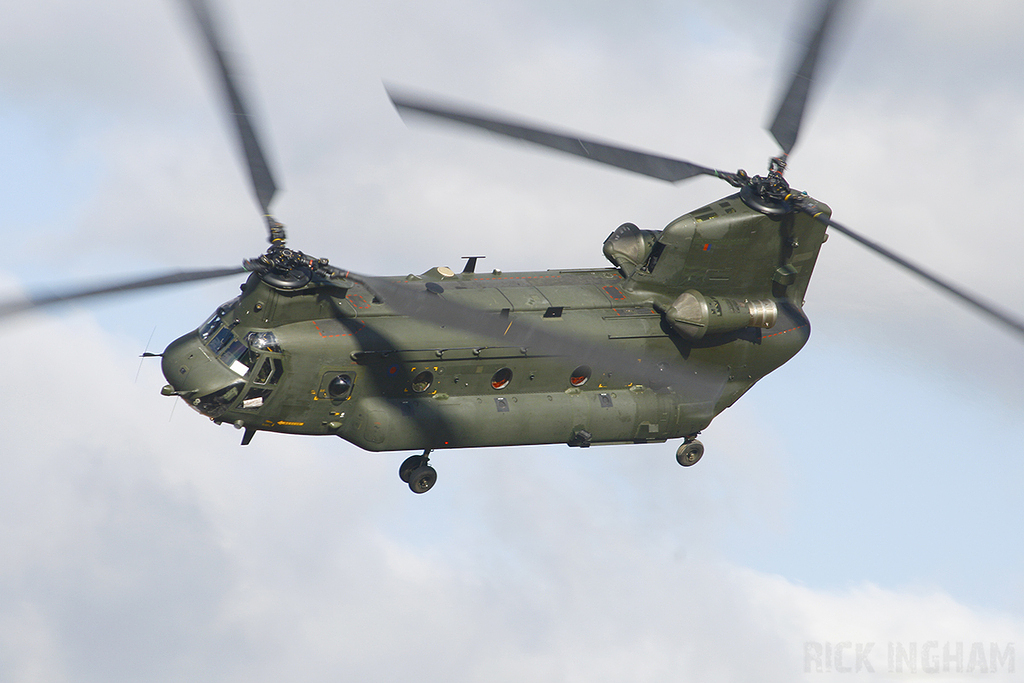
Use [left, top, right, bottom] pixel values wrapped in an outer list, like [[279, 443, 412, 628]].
[[3, 0, 1022, 494]]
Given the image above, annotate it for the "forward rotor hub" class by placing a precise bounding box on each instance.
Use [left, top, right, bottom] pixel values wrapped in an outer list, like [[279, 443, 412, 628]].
[[245, 237, 338, 290]]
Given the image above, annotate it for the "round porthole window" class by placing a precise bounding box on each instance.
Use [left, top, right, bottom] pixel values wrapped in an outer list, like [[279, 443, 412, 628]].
[[491, 367, 512, 390], [328, 373, 353, 398], [569, 365, 591, 387], [411, 370, 433, 393]]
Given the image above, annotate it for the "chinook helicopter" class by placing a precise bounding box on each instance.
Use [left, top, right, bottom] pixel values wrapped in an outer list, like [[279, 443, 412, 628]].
[[3, 0, 1022, 494]]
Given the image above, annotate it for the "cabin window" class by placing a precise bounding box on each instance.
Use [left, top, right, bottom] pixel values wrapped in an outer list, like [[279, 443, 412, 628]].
[[491, 368, 512, 390], [328, 374, 353, 398], [569, 365, 591, 387], [411, 370, 433, 393]]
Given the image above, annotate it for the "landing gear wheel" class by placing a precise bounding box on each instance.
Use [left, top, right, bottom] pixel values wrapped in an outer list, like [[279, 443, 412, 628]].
[[399, 455, 423, 483], [676, 440, 704, 467], [408, 466, 437, 494], [400, 449, 431, 484]]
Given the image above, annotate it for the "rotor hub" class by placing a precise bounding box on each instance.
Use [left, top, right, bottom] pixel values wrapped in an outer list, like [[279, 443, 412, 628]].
[[245, 240, 339, 290], [737, 155, 799, 216]]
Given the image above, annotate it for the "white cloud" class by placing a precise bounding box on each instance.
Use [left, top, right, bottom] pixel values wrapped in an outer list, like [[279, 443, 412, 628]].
[[1, 309, 1021, 681]]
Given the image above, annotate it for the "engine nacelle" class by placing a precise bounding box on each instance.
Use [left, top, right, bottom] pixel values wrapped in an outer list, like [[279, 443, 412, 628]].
[[665, 290, 778, 340], [603, 222, 660, 275]]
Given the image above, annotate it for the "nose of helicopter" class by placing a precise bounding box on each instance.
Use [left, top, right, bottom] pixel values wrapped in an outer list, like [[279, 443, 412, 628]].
[[161, 332, 244, 417]]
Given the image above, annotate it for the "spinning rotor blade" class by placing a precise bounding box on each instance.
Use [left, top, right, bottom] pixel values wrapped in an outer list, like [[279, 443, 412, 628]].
[[768, 0, 848, 155], [388, 87, 735, 185], [800, 208, 1024, 339], [351, 272, 726, 403], [0, 267, 248, 320], [182, 0, 279, 226]]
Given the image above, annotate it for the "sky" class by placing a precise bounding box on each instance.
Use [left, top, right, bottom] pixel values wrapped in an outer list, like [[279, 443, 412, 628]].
[[1, 0, 1023, 681]]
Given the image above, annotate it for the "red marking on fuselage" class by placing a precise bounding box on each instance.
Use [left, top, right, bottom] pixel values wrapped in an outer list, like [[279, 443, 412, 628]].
[[349, 294, 372, 310], [602, 285, 628, 301], [763, 324, 808, 340]]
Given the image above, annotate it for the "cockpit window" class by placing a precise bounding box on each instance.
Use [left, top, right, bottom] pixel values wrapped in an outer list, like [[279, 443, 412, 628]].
[[208, 327, 234, 355], [220, 339, 249, 368], [218, 296, 240, 316], [201, 323, 253, 376], [199, 297, 241, 341], [246, 330, 281, 353], [199, 314, 221, 341], [253, 357, 283, 385], [193, 382, 244, 418]]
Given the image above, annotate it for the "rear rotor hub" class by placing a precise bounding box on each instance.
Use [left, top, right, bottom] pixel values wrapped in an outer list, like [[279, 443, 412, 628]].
[[738, 155, 797, 216], [739, 176, 794, 216]]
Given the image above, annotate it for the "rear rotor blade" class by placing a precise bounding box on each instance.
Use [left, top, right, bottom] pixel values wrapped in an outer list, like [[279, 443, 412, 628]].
[[351, 271, 726, 403], [182, 0, 279, 225], [800, 206, 1024, 339], [768, 0, 848, 155], [0, 266, 248, 320], [388, 87, 737, 185]]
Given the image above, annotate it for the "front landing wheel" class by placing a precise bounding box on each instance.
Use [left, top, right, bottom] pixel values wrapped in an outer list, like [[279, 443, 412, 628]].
[[400, 449, 432, 484], [676, 440, 704, 467], [399, 455, 423, 483]]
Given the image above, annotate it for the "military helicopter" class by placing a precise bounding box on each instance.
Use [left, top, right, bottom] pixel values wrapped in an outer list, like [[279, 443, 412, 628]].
[[2, 0, 1021, 495]]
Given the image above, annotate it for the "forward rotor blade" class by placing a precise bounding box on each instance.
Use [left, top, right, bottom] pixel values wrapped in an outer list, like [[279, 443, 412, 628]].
[[182, 0, 278, 218], [0, 267, 248, 320], [768, 0, 848, 155], [388, 87, 734, 185], [801, 207, 1024, 339], [351, 272, 726, 403]]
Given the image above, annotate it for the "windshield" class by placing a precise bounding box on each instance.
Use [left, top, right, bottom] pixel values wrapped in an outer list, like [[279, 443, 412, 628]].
[[197, 298, 253, 375], [220, 339, 248, 367], [199, 297, 241, 342]]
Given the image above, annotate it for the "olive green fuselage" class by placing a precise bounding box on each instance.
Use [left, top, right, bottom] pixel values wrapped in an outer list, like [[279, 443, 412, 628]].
[[162, 193, 829, 452]]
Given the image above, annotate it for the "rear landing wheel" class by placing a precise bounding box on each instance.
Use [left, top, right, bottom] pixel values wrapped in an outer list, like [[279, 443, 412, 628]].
[[676, 440, 704, 467]]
